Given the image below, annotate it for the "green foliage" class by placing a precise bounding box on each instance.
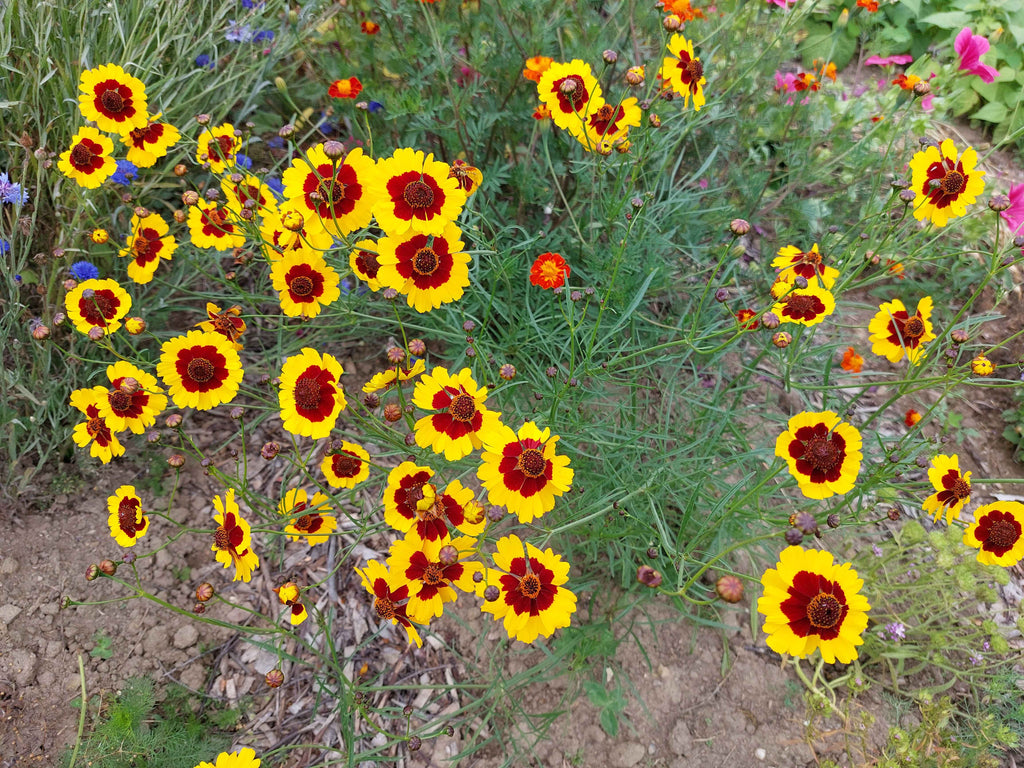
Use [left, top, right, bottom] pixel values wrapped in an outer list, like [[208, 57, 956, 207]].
[[582, 679, 628, 737], [89, 630, 114, 661], [1001, 386, 1024, 463]]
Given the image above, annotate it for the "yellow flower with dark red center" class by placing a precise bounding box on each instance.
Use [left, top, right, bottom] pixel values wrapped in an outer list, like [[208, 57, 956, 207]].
[[119, 211, 176, 284], [58, 126, 117, 189], [71, 387, 125, 463], [372, 148, 467, 236], [279, 487, 337, 545], [448, 159, 483, 197], [908, 139, 984, 227], [923, 454, 972, 525], [356, 559, 424, 647], [362, 359, 426, 393], [537, 60, 605, 136], [868, 297, 936, 364], [376, 222, 471, 312], [97, 360, 167, 434], [522, 55, 554, 82], [119, 113, 179, 168], [196, 123, 241, 174], [892, 73, 920, 90], [281, 144, 377, 238], [758, 545, 870, 664], [158, 330, 244, 410], [188, 199, 245, 251], [278, 348, 346, 439], [963, 502, 1024, 567], [383, 462, 435, 534], [772, 244, 838, 289], [971, 354, 994, 376], [259, 210, 334, 262], [196, 303, 246, 350], [221, 173, 278, 220], [412, 366, 502, 461], [478, 421, 574, 524], [775, 411, 862, 499], [65, 278, 132, 336], [273, 581, 308, 625], [270, 251, 341, 318], [771, 285, 835, 327], [660, 34, 706, 111], [321, 441, 371, 489], [194, 748, 261, 768], [577, 98, 642, 150], [106, 485, 150, 547], [411, 479, 484, 542], [349, 239, 383, 291], [388, 531, 481, 621], [78, 64, 148, 134], [212, 489, 259, 583], [477, 534, 576, 644], [530, 252, 570, 289], [840, 347, 863, 373]]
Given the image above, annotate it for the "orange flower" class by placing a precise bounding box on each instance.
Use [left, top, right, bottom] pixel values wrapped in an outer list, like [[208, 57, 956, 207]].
[[856, 0, 879, 10], [905, 409, 922, 427], [532, 104, 551, 121], [735, 309, 759, 330], [886, 259, 905, 279], [361, 21, 380, 34], [659, 0, 705, 21], [530, 252, 570, 289], [892, 73, 921, 90], [816, 60, 837, 81], [522, 56, 553, 83], [840, 347, 863, 373], [328, 77, 363, 99]]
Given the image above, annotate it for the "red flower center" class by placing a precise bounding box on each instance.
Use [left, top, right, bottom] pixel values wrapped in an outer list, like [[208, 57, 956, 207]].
[[555, 74, 587, 112], [208, 134, 235, 164], [214, 526, 231, 550], [87, 416, 106, 435], [317, 179, 346, 205], [71, 142, 97, 167], [784, 294, 824, 320], [118, 496, 140, 535], [986, 519, 1019, 551], [293, 377, 322, 410], [686, 59, 704, 82], [952, 478, 971, 500], [447, 393, 476, 423], [289, 275, 315, 297], [903, 317, 925, 339], [374, 597, 395, 620], [412, 247, 439, 276], [331, 452, 361, 477], [294, 514, 313, 531], [803, 436, 841, 474], [108, 390, 132, 413], [422, 563, 444, 586], [518, 573, 542, 599], [101, 88, 125, 113], [187, 357, 216, 383], [517, 448, 546, 478], [403, 179, 435, 209], [806, 593, 843, 629], [941, 170, 964, 196], [355, 251, 380, 278]]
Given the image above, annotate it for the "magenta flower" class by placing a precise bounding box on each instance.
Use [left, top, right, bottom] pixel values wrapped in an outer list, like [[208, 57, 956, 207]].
[[1001, 184, 1024, 234], [863, 54, 913, 67], [954, 28, 999, 83], [766, 0, 796, 7]]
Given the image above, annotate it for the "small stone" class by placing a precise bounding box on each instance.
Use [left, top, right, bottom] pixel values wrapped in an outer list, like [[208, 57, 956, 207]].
[[611, 741, 647, 767], [173, 624, 200, 650], [755, 747, 767, 760], [0, 603, 21, 630], [669, 720, 693, 755], [6, 649, 36, 687]]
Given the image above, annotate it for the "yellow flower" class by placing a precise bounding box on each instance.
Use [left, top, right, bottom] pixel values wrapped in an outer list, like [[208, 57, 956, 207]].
[[659, 34, 706, 111], [355, 559, 424, 647], [963, 502, 1024, 567], [221, 173, 278, 221], [193, 747, 261, 768], [971, 354, 994, 376], [412, 367, 502, 461], [107, 485, 149, 547], [281, 144, 378, 237], [71, 387, 125, 463], [775, 411, 861, 499], [211, 489, 259, 583], [157, 330, 244, 410], [96, 360, 168, 434], [58, 126, 117, 189], [196, 123, 241, 174], [771, 285, 836, 327], [188, 200, 246, 251], [320, 441, 371, 489], [922, 454, 972, 525], [278, 348, 346, 439], [270, 251, 341, 318], [259, 209, 333, 262], [273, 582, 308, 626], [371, 148, 467, 237], [349, 239, 383, 291], [78, 64, 148, 134], [120, 113, 180, 169], [279, 488, 337, 545], [536, 60, 605, 137], [387, 531, 482, 622], [772, 244, 838, 289], [868, 297, 936, 364], [119, 212, 176, 284], [908, 139, 984, 227], [65, 278, 131, 336], [576, 98, 642, 151], [376, 221, 471, 312], [90, 228, 109, 244], [362, 359, 426, 393]]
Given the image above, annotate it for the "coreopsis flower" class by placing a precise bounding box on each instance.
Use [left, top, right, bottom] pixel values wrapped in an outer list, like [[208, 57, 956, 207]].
[[361, 21, 380, 34], [971, 354, 994, 376], [278, 348, 346, 439], [107, 485, 150, 547], [414, 479, 485, 541], [65, 278, 131, 335], [868, 297, 936, 364], [923, 454, 972, 525], [221, 173, 279, 220], [194, 748, 261, 768], [660, 34, 706, 111], [448, 159, 483, 197], [269, 251, 341, 318], [90, 228, 109, 244], [963, 502, 1024, 567], [532, 104, 552, 121], [735, 309, 759, 330], [320, 441, 371, 489], [530, 252, 570, 289], [772, 243, 838, 289], [577, 99, 642, 150], [71, 388, 124, 463], [349, 239, 382, 291], [362, 359, 426, 393], [279, 488, 337, 545], [775, 411, 862, 499], [904, 409, 922, 427], [891, 73, 920, 90], [478, 421, 574, 523], [758, 545, 870, 663], [383, 462, 435, 534], [328, 77, 362, 99], [97, 361, 168, 433], [281, 144, 377, 237], [954, 27, 1000, 83], [356, 559, 424, 647], [477, 534, 577, 644], [119, 114, 180, 168], [158, 330, 244, 410], [908, 139, 984, 227], [522, 55, 554, 82], [412, 367, 502, 461], [388, 532, 481, 621], [58, 126, 117, 189], [78, 64, 149, 134], [196, 303, 246, 350], [376, 222, 471, 312], [537, 60, 605, 136], [196, 123, 241, 174], [771, 285, 836, 327], [259, 209, 334, 261], [212, 489, 259, 582], [188, 200, 246, 251], [119, 211, 176, 284], [372, 148, 467, 236], [840, 347, 863, 373], [273, 582, 308, 625]]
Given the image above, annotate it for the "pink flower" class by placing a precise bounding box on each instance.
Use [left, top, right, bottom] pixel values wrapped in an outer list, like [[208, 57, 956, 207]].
[[766, 0, 796, 7], [1001, 184, 1024, 234], [954, 28, 999, 83], [864, 54, 913, 67]]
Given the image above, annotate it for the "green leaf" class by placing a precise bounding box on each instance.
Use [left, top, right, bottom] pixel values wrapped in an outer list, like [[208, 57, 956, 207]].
[[799, 21, 857, 70], [1003, 426, 1022, 445], [599, 707, 620, 737], [899, 0, 922, 16], [971, 100, 1008, 122], [948, 87, 980, 116], [919, 11, 971, 28]]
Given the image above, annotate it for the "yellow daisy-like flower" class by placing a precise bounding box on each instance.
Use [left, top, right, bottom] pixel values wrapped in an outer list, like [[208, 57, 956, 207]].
[[221, 173, 279, 221], [107, 485, 150, 547], [758, 545, 870, 664], [119, 211, 177, 284], [281, 144, 377, 237], [278, 348, 346, 439], [194, 747, 261, 768], [410, 479, 485, 542], [923, 454, 972, 525], [376, 221, 471, 313], [269, 251, 341, 319], [196, 303, 246, 350], [259, 209, 333, 262], [963, 502, 1024, 567], [65, 278, 131, 336], [279, 487, 337, 545], [383, 462, 435, 534], [971, 354, 994, 376], [537, 59, 605, 137], [188, 199, 246, 251], [478, 421, 574, 524], [772, 244, 838, 290], [577, 98, 642, 150], [477, 534, 577, 644], [157, 330, 244, 410], [387, 531, 482, 622], [58, 126, 117, 189], [97, 360, 168, 434], [196, 122, 241, 174], [412, 366, 502, 461], [320, 441, 371, 489], [362, 359, 426, 393], [448, 159, 483, 198], [775, 411, 862, 500], [372, 147, 467, 237], [211, 489, 259, 583], [908, 139, 985, 227], [273, 582, 308, 626], [356, 559, 424, 647], [78, 63, 148, 134], [868, 297, 936, 364], [771, 285, 836, 327], [659, 34, 706, 111], [349, 239, 383, 291], [71, 387, 125, 463], [119, 113, 180, 169]]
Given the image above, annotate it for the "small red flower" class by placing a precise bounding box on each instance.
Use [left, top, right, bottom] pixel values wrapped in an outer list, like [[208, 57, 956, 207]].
[[328, 77, 363, 99], [530, 252, 570, 289], [856, 0, 879, 11], [904, 409, 921, 427], [840, 347, 863, 373], [361, 21, 380, 34], [735, 309, 759, 331]]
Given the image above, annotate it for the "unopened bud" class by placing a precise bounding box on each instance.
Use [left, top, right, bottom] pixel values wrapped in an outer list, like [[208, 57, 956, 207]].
[[625, 66, 645, 86], [182, 190, 199, 206], [794, 512, 818, 535], [261, 441, 280, 460], [31, 324, 50, 340], [363, 392, 380, 409], [729, 218, 751, 236], [439, 545, 458, 565], [772, 331, 792, 348], [761, 312, 780, 329], [193, 602, 206, 614], [827, 514, 840, 528], [265, 669, 285, 688], [196, 582, 215, 602], [323, 140, 345, 160], [899, 189, 915, 204], [714, 288, 729, 302], [484, 585, 500, 601], [98, 560, 117, 576], [408, 338, 426, 356], [888, 506, 901, 521], [785, 528, 804, 545], [167, 454, 185, 468], [165, 414, 182, 428], [602, 49, 618, 64], [793, 276, 808, 289], [715, 574, 744, 603], [85, 564, 100, 581], [119, 377, 140, 395], [487, 505, 505, 522], [87, 326, 104, 341], [663, 13, 682, 30], [912, 81, 930, 97], [408, 736, 422, 751], [989, 195, 1011, 212], [383, 403, 402, 422]]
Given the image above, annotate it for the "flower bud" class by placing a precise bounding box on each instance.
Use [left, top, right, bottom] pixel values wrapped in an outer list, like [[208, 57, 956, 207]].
[[282, 210, 304, 231], [715, 575, 744, 603], [989, 195, 1011, 212], [487, 505, 505, 522], [484, 585, 500, 601], [408, 736, 422, 751], [265, 669, 284, 688], [323, 140, 345, 160], [648, 113, 661, 128], [888, 506, 901, 521], [362, 392, 380, 409], [119, 377, 140, 395], [193, 603, 206, 614], [729, 218, 750, 236], [827, 513, 840, 528], [784, 528, 803, 545], [772, 331, 792, 348], [761, 312, 780, 329], [408, 338, 426, 356], [383, 403, 403, 422], [499, 363, 516, 380], [279, 123, 296, 139], [165, 414, 183, 428], [85, 564, 100, 581], [126, 316, 146, 334], [794, 512, 818, 535], [31, 323, 50, 341], [87, 326, 105, 341], [793, 276, 808, 289], [182, 190, 199, 206], [439, 545, 458, 565], [714, 288, 729, 302], [663, 13, 681, 30], [167, 454, 185, 468], [912, 81, 930, 97], [387, 346, 405, 363], [636, 565, 662, 587], [98, 559, 117, 576], [898, 189, 915, 204], [625, 66, 645, 86], [195, 582, 215, 602], [602, 49, 618, 64]]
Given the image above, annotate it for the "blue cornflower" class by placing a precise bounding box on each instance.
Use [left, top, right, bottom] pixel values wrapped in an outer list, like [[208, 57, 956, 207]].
[[235, 154, 253, 170], [241, 0, 264, 7], [253, 30, 274, 44], [69, 261, 100, 281], [110, 159, 137, 186], [265, 176, 284, 197], [317, 112, 337, 135], [266, 136, 285, 150], [195, 54, 214, 70], [1, 239, 11, 254], [0, 172, 28, 205], [225, 20, 254, 42], [367, 101, 384, 114]]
